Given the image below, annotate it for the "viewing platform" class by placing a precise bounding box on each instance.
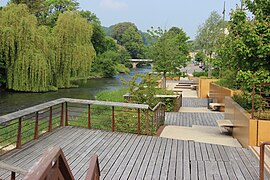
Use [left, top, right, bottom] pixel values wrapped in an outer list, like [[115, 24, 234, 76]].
[[0, 127, 267, 179]]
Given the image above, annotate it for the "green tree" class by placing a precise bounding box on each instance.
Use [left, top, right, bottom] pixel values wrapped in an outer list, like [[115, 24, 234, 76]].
[[43, 0, 78, 26], [53, 11, 95, 88], [79, 10, 107, 55], [195, 11, 225, 77], [195, 51, 206, 62], [111, 22, 146, 58], [148, 27, 190, 86], [0, 4, 53, 91]]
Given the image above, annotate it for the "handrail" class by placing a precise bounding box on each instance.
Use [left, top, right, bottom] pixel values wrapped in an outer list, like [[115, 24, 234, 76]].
[[85, 155, 100, 180], [0, 161, 27, 180], [149, 102, 166, 112], [260, 141, 270, 180], [23, 147, 74, 180], [0, 98, 149, 125]]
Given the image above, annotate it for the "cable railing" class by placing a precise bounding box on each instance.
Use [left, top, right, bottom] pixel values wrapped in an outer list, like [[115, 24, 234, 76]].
[[252, 83, 270, 120], [0, 98, 166, 157]]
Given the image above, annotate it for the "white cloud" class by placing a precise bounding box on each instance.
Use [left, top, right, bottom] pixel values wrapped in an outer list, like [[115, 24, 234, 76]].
[[100, 0, 128, 9]]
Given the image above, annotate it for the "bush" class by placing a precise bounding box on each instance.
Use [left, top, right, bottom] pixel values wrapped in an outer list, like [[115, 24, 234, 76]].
[[192, 72, 208, 77]]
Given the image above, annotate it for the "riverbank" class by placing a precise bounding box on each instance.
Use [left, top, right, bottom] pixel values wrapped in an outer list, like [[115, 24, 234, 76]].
[[0, 67, 151, 116]]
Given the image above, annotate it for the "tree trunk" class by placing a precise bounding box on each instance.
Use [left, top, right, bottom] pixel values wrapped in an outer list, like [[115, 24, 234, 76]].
[[208, 54, 212, 78]]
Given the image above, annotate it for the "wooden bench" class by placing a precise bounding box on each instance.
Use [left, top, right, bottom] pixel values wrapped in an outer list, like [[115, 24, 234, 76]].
[[209, 103, 225, 111], [216, 120, 234, 133]]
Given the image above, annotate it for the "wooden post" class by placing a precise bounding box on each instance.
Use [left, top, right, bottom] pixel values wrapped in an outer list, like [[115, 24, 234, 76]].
[[60, 103, 64, 127], [138, 109, 141, 135], [65, 102, 68, 126], [16, 118, 22, 149], [146, 109, 149, 135], [112, 106, 115, 132], [88, 104, 91, 129], [11, 171, 15, 180], [34, 112, 39, 140], [48, 107, 52, 132]]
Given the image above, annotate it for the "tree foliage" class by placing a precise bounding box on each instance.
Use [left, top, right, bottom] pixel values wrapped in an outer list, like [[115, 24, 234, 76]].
[[195, 11, 225, 77], [215, 0, 270, 82], [111, 22, 146, 58], [0, 4, 95, 92], [148, 27, 190, 79]]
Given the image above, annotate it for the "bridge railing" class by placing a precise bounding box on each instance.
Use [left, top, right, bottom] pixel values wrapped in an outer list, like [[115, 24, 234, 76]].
[[0, 98, 165, 156]]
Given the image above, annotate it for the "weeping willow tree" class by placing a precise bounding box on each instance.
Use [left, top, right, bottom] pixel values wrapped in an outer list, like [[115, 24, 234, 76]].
[[0, 4, 95, 92], [0, 4, 52, 92], [53, 11, 95, 88]]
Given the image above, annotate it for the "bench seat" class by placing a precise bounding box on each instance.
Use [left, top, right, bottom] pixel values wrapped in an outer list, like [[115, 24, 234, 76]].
[[216, 119, 234, 133]]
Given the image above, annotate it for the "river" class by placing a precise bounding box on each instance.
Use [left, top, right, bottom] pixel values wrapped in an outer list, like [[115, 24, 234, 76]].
[[0, 67, 151, 116]]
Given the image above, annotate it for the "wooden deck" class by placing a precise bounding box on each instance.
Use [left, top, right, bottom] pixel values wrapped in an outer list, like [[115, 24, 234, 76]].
[[0, 127, 269, 180]]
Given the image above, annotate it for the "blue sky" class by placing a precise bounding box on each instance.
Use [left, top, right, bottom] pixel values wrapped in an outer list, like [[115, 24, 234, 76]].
[[0, 0, 241, 39]]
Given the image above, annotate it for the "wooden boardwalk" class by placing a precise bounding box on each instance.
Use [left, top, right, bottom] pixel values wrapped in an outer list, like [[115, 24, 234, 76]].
[[0, 127, 268, 180]]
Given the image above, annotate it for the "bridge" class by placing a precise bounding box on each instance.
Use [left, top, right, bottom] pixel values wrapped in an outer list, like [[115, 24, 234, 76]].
[[128, 59, 153, 68]]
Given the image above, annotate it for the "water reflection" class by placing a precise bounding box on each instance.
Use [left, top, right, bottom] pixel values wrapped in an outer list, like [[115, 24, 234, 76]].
[[0, 67, 151, 115]]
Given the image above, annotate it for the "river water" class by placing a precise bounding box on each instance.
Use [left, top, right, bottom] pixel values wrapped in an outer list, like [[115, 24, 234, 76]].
[[0, 67, 151, 116]]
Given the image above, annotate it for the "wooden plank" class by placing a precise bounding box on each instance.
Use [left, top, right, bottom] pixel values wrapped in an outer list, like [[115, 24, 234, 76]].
[[135, 136, 157, 179], [194, 142, 202, 161], [229, 147, 253, 179], [212, 144, 222, 161], [120, 136, 151, 180], [111, 135, 144, 179], [159, 138, 172, 179], [167, 139, 178, 179], [200, 143, 209, 161], [217, 161, 229, 180], [197, 160, 206, 180], [152, 138, 168, 179], [101, 134, 136, 178], [144, 137, 162, 179], [205, 143, 216, 161], [75, 132, 123, 179], [183, 141, 190, 180], [235, 148, 260, 179], [190, 161, 198, 180], [189, 141, 196, 161]]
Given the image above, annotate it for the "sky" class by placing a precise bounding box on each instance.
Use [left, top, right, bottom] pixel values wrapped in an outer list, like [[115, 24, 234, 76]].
[[0, 0, 241, 40]]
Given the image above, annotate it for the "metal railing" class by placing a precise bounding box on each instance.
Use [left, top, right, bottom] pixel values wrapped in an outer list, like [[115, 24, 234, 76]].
[[260, 141, 270, 180], [0, 98, 165, 157], [252, 83, 270, 120]]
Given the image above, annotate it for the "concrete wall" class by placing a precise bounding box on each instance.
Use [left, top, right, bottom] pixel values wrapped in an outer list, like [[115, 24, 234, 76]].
[[224, 97, 251, 147], [209, 84, 234, 104], [198, 79, 218, 98], [224, 97, 270, 147]]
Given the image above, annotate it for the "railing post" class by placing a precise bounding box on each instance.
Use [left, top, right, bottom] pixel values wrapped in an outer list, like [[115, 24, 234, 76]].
[[260, 142, 270, 180], [60, 103, 64, 126], [11, 171, 15, 180], [138, 109, 141, 135], [252, 83, 255, 119], [88, 104, 91, 129], [16, 118, 22, 149], [65, 102, 68, 126], [48, 106, 52, 132], [146, 109, 149, 135], [112, 106, 115, 132], [34, 112, 39, 140]]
